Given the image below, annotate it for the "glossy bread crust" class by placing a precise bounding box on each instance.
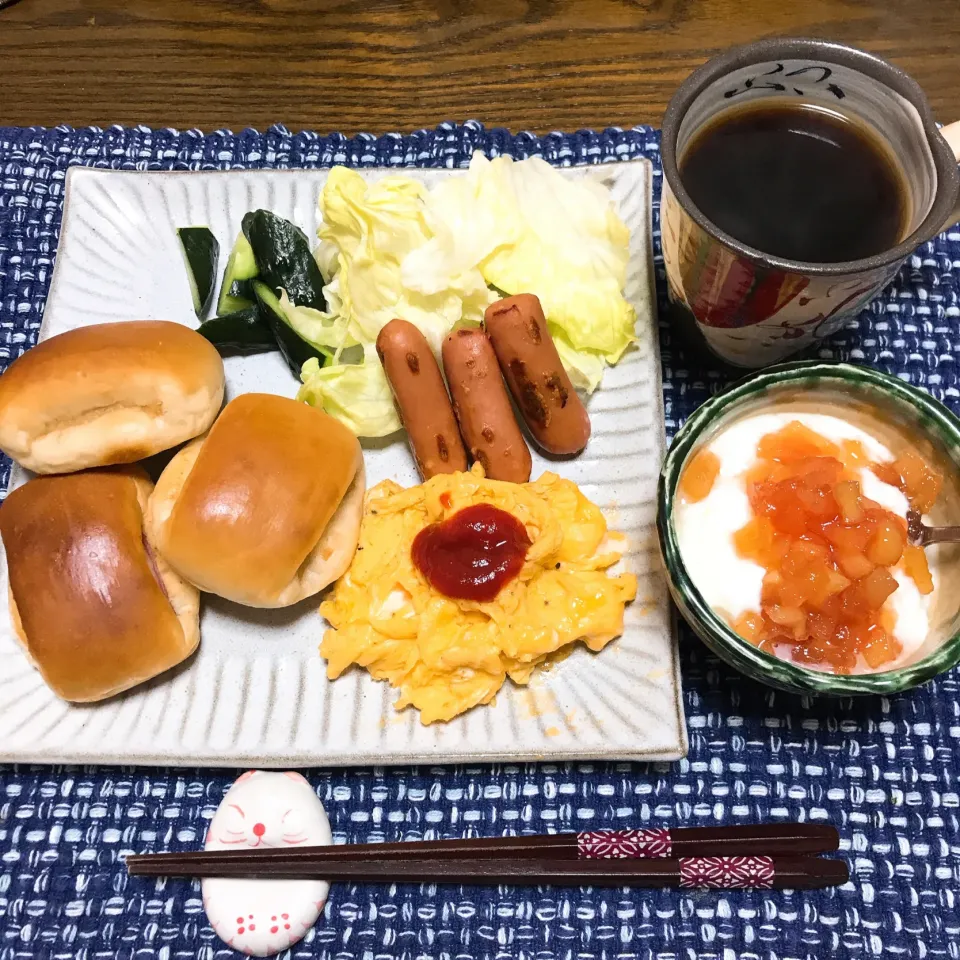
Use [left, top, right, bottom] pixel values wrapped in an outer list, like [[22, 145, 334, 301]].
[[0, 467, 200, 702], [149, 393, 364, 607]]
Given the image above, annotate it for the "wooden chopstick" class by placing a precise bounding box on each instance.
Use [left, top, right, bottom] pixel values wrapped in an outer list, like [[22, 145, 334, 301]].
[[126, 824, 843, 891], [126, 853, 848, 889], [125, 823, 839, 875]]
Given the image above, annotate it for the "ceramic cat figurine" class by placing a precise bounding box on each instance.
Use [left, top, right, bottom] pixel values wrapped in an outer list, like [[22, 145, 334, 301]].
[[202, 770, 332, 957]]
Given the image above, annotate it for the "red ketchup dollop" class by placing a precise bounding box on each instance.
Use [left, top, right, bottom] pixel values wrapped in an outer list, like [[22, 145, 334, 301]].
[[411, 503, 532, 602]]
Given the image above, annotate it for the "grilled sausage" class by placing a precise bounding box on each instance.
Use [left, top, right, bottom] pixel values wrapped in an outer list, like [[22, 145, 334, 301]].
[[441, 328, 532, 484], [484, 294, 591, 455], [376, 319, 468, 479]]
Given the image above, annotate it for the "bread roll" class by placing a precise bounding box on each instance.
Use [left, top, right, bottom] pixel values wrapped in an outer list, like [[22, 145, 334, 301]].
[[0, 467, 200, 703], [0, 321, 225, 474], [148, 393, 365, 608]]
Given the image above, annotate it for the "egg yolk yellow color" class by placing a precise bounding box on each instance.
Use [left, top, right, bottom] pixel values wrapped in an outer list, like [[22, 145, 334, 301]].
[[319, 465, 638, 724]]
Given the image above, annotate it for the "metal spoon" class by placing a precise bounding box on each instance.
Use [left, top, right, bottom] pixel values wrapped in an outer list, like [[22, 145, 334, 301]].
[[907, 510, 960, 547]]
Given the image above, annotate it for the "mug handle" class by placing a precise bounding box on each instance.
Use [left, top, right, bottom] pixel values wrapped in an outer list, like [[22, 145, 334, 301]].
[[942, 120, 960, 230]]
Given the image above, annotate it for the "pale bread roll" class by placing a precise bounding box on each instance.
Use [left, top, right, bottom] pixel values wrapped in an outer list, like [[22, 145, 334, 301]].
[[0, 320, 225, 474]]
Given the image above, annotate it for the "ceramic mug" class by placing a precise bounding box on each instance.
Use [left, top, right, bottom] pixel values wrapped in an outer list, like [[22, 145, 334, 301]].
[[661, 38, 960, 368]]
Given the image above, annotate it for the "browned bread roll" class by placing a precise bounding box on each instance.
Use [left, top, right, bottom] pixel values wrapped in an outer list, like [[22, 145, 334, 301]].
[[0, 321, 225, 474], [147, 393, 365, 608], [0, 467, 200, 702]]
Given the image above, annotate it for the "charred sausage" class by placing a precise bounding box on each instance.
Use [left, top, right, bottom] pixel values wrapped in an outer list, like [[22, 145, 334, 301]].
[[484, 294, 591, 455], [376, 319, 468, 479], [441, 328, 532, 484]]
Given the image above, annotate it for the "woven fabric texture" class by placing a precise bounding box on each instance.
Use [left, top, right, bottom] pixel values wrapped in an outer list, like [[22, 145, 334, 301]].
[[1, 121, 959, 960]]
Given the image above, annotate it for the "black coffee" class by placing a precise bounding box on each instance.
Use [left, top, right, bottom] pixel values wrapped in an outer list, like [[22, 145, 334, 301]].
[[679, 101, 908, 263]]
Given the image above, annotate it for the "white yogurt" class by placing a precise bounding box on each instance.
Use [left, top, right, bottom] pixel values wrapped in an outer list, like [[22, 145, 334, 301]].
[[674, 410, 937, 671]]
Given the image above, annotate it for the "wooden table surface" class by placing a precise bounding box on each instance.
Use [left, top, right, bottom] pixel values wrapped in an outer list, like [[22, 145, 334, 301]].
[[2, 0, 959, 135]]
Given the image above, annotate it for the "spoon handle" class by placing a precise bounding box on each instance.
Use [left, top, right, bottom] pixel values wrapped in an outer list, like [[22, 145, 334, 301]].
[[919, 525, 960, 546]]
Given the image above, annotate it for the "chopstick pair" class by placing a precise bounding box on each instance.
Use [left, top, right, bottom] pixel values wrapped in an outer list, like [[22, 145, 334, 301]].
[[126, 823, 848, 890]]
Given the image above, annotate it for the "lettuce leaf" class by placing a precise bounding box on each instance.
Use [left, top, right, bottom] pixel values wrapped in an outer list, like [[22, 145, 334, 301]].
[[277, 290, 356, 355], [420, 153, 636, 372], [551, 325, 607, 393], [316, 167, 492, 355], [297, 352, 401, 437]]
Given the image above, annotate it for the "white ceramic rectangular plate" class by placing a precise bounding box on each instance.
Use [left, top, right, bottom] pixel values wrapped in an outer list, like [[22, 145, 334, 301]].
[[0, 161, 686, 767]]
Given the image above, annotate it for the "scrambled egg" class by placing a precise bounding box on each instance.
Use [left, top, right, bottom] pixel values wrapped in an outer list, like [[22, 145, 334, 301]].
[[319, 466, 638, 724]]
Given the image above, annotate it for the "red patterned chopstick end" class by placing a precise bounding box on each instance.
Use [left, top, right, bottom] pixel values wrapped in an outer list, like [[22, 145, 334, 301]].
[[679, 856, 775, 890], [577, 828, 673, 859]]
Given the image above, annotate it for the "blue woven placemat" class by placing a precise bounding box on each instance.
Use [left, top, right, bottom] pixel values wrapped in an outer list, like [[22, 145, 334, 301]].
[[1, 120, 959, 960]]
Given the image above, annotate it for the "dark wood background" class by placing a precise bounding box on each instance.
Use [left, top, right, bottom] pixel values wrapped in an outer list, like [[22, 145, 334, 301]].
[[2, 0, 959, 134]]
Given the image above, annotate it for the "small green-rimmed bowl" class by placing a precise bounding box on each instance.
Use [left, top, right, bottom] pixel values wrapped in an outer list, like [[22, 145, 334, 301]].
[[657, 360, 960, 696]]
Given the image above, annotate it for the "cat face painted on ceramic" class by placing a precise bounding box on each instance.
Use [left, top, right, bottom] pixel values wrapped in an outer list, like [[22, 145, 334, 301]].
[[202, 771, 332, 958], [212, 770, 318, 849]]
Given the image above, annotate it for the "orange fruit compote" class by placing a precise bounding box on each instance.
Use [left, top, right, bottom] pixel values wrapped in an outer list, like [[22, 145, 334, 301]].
[[679, 449, 721, 503], [728, 420, 942, 674]]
